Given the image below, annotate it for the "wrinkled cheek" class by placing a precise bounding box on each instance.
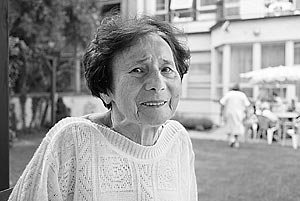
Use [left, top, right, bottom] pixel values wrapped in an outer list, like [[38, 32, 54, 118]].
[[169, 93, 180, 113], [170, 83, 181, 111]]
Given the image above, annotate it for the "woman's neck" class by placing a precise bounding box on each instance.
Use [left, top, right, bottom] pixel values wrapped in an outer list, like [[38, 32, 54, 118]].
[[109, 110, 162, 146], [85, 110, 163, 146], [112, 123, 162, 146]]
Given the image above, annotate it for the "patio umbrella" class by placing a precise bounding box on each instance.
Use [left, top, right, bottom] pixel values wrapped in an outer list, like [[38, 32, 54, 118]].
[[240, 65, 300, 85]]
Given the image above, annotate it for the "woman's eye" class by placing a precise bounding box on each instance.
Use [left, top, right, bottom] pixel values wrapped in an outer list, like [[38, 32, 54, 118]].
[[161, 67, 173, 73], [130, 68, 143, 73]]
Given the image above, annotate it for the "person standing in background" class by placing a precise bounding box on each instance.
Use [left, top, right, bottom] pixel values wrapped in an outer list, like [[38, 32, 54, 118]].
[[220, 83, 250, 148]]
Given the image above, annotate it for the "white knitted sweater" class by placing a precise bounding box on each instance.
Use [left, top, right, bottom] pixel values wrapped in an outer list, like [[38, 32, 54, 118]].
[[9, 117, 197, 201]]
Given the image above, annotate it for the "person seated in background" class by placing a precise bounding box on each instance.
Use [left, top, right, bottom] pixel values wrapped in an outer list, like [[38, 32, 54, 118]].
[[258, 102, 279, 123], [272, 92, 282, 104], [256, 102, 280, 141], [287, 99, 297, 112], [56, 97, 70, 122], [244, 103, 258, 140], [270, 92, 286, 112]]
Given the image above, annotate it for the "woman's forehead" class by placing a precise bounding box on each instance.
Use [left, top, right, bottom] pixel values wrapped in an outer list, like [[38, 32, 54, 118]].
[[114, 33, 174, 65]]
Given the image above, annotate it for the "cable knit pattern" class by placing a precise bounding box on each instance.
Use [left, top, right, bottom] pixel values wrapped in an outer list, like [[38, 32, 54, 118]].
[[8, 117, 197, 201]]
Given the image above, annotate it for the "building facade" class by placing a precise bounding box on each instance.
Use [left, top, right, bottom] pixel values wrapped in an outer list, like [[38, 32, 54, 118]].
[[116, 0, 300, 123], [13, 0, 300, 129], [74, 0, 300, 124]]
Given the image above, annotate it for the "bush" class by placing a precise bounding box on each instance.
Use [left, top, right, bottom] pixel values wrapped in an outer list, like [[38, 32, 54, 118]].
[[172, 113, 214, 131]]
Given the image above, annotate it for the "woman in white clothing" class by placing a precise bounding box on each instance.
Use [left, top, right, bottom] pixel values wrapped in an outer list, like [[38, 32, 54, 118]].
[[220, 84, 250, 148], [9, 15, 198, 201]]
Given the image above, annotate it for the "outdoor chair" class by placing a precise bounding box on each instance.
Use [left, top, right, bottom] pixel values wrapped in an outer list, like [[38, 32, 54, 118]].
[[256, 115, 270, 139], [256, 115, 279, 144], [0, 188, 13, 201], [282, 116, 300, 148]]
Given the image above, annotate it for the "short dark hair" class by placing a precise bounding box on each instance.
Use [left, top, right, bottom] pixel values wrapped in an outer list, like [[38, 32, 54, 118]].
[[82, 15, 190, 109], [231, 83, 240, 91]]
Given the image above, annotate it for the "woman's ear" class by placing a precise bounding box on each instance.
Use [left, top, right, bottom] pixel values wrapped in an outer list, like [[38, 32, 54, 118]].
[[99, 93, 112, 105]]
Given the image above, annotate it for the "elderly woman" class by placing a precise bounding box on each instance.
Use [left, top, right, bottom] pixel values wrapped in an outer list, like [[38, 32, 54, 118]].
[[9, 15, 197, 201]]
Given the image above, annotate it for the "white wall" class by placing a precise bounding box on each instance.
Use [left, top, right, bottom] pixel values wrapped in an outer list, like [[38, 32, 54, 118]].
[[211, 16, 300, 47], [240, 0, 265, 19]]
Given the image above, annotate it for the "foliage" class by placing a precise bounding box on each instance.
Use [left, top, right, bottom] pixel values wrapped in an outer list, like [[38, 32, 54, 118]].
[[172, 113, 214, 131], [8, 0, 103, 129], [8, 0, 101, 94], [8, 37, 30, 94]]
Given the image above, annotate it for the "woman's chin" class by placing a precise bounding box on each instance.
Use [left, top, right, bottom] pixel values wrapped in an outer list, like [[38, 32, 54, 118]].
[[138, 112, 174, 126]]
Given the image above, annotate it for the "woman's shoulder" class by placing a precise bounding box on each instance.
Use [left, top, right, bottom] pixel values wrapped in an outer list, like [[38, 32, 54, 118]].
[[81, 112, 112, 128], [45, 116, 97, 142], [165, 119, 186, 131], [164, 120, 194, 155], [164, 120, 190, 140]]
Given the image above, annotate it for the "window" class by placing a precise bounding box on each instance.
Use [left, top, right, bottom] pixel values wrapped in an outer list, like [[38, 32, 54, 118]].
[[296, 0, 300, 10], [170, 0, 194, 22], [196, 0, 217, 21], [186, 52, 211, 99], [156, 0, 168, 11], [170, 0, 193, 10], [294, 42, 300, 64], [199, 0, 217, 6], [155, 0, 170, 21], [223, 0, 240, 19], [261, 43, 285, 68], [295, 42, 300, 98], [230, 45, 252, 83], [266, 0, 295, 16]]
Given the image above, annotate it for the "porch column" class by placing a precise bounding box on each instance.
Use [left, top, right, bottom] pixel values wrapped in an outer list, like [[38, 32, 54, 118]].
[[286, 41, 295, 101], [222, 44, 230, 94], [0, 0, 9, 190], [253, 43, 261, 100], [75, 54, 81, 93], [210, 48, 217, 100]]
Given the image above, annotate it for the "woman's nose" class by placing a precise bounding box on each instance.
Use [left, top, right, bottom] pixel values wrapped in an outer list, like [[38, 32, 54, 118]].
[[144, 71, 166, 92]]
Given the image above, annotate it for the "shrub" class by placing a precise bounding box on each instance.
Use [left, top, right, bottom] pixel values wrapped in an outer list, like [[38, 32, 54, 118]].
[[172, 113, 214, 131]]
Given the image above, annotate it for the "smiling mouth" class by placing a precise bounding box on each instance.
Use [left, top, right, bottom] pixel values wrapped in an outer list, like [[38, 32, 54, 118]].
[[141, 100, 167, 107]]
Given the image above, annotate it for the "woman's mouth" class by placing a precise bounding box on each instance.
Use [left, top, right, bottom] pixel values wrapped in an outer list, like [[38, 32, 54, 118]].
[[141, 100, 167, 107]]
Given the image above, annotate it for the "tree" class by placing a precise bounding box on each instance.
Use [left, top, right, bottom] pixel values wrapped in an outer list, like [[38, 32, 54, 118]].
[[8, 0, 102, 129]]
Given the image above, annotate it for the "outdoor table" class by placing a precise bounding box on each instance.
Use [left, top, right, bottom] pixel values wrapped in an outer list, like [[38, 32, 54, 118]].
[[274, 112, 299, 146]]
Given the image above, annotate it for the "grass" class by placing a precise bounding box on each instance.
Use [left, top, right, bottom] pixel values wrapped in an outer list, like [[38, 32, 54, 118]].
[[193, 139, 300, 201], [9, 132, 44, 186], [10, 132, 300, 200]]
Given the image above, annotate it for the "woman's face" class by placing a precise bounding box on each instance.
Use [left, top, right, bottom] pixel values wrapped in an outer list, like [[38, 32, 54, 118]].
[[108, 33, 181, 126]]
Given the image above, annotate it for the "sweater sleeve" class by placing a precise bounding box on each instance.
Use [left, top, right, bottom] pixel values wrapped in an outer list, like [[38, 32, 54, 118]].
[[8, 118, 79, 201], [175, 121, 198, 201], [189, 145, 198, 201], [8, 133, 62, 201]]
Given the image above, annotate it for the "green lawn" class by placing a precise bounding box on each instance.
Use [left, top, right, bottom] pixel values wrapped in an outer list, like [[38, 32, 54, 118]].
[[10, 133, 300, 201], [193, 139, 300, 201]]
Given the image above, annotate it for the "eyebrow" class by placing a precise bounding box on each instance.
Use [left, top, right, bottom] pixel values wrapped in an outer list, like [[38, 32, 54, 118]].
[[130, 55, 175, 66], [162, 58, 174, 64]]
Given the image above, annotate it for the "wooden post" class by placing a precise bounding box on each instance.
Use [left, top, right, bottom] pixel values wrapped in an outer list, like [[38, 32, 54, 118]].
[[0, 0, 9, 190], [51, 57, 57, 125]]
